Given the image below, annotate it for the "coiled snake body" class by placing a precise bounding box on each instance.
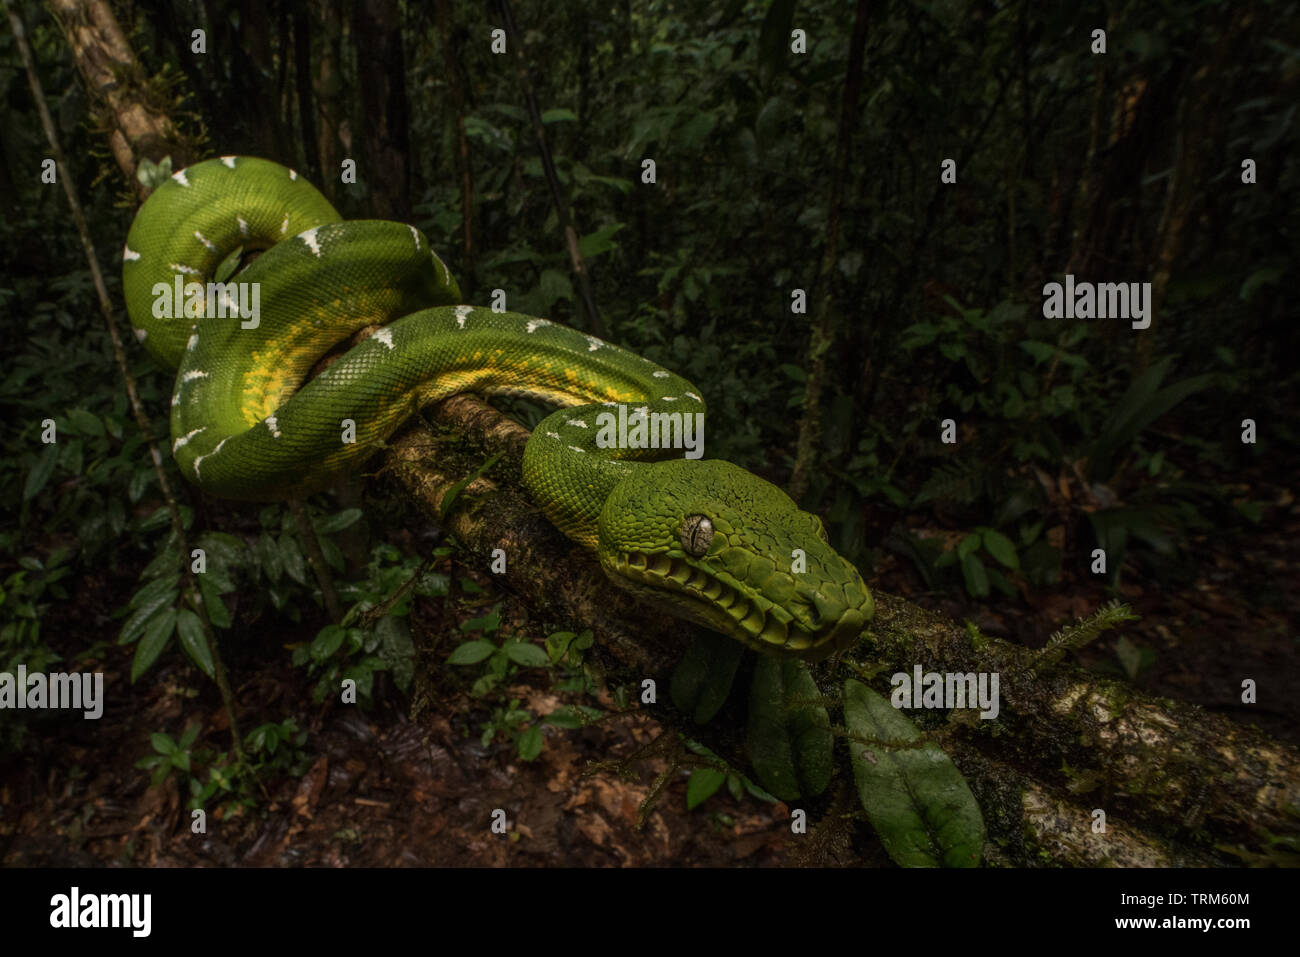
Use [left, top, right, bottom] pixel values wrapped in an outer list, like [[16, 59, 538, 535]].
[[123, 157, 872, 658]]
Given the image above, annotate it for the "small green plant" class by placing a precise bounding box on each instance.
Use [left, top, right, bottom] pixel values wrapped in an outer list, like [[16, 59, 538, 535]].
[[445, 604, 551, 697], [0, 548, 71, 673], [476, 698, 603, 762], [136, 718, 310, 813], [684, 740, 778, 813], [295, 543, 450, 705]]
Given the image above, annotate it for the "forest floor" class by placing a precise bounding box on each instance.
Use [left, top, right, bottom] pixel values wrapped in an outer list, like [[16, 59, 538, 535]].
[[2, 468, 1297, 868]]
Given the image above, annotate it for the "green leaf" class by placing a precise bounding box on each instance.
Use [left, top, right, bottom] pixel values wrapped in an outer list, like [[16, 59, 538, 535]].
[[1018, 340, 1054, 364], [67, 409, 104, 437], [311, 624, 346, 662], [127, 468, 152, 504], [150, 732, 177, 755], [976, 527, 1019, 570], [255, 533, 283, 583], [746, 656, 832, 801], [176, 609, 215, 678], [1088, 359, 1214, 481], [119, 584, 179, 645], [540, 108, 578, 123], [373, 615, 414, 691], [314, 508, 363, 535], [23, 445, 59, 500], [543, 706, 589, 729], [447, 640, 497, 665], [960, 553, 990, 597], [536, 269, 574, 310], [198, 573, 231, 628], [955, 533, 981, 562], [1239, 265, 1283, 301], [278, 534, 308, 586], [686, 767, 727, 810], [676, 109, 717, 148], [670, 631, 744, 724], [545, 630, 577, 662], [578, 223, 626, 259], [130, 571, 182, 609], [504, 640, 550, 668], [459, 607, 501, 634], [843, 680, 984, 867], [131, 607, 178, 682], [517, 725, 544, 761]]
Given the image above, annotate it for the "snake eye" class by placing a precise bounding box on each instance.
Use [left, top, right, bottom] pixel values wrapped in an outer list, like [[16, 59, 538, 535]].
[[680, 515, 714, 557]]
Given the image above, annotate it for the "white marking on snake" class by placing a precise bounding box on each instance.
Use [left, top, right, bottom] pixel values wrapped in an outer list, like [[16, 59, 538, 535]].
[[455, 305, 472, 329], [180, 370, 209, 384], [602, 401, 618, 406], [173, 427, 205, 453], [194, 231, 218, 252], [441, 259, 451, 285], [172, 170, 189, 187], [281, 213, 290, 235], [566, 419, 588, 428], [526, 319, 550, 333], [237, 217, 249, 237], [685, 391, 701, 402], [546, 431, 561, 440], [191, 438, 227, 481], [220, 156, 236, 168], [300, 227, 323, 257], [373, 328, 395, 349], [662, 396, 677, 401], [265, 415, 282, 438], [652, 370, 669, 378], [409, 225, 420, 249], [586, 336, 604, 352], [633, 406, 649, 419], [171, 392, 180, 407], [170, 263, 200, 275], [134, 327, 148, 342], [187, 333, 199, 351], [289, 169, 298, 180], [568, 446, 586, 454], [123, 245, 140, 262], [219, 287, 239, 314]]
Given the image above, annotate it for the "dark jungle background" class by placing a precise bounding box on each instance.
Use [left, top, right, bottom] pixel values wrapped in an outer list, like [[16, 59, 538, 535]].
[[0, 0, 1296, 866]]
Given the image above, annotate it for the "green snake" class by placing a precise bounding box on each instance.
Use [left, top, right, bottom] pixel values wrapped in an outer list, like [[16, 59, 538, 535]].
[[122, 156, 873, 659]]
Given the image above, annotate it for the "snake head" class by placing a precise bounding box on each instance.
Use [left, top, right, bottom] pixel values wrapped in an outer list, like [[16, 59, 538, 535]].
[[597, 459, 873, 660]]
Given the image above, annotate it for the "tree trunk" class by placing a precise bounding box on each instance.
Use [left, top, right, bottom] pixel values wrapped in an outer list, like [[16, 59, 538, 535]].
[[352, 0, 410, 220], [46, 0, 197, 190]]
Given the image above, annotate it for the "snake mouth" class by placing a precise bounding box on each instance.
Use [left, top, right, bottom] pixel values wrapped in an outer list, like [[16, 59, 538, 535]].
[[609, 551, 867, 660]]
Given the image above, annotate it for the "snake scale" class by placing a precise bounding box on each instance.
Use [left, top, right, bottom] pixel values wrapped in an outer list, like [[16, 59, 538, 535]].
[[122, 156, 873, 659]]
